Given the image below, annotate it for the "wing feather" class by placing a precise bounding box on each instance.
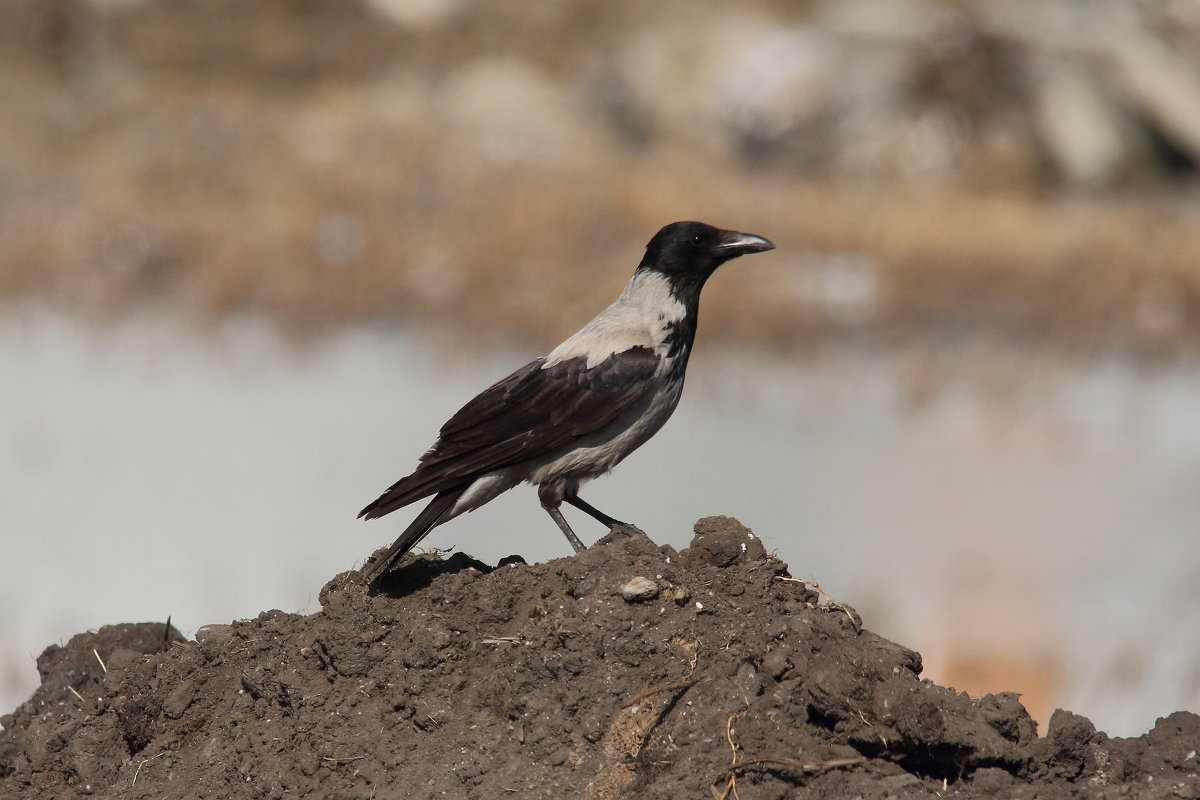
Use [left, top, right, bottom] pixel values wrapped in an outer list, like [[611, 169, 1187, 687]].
[[358, 346, 659, 519]]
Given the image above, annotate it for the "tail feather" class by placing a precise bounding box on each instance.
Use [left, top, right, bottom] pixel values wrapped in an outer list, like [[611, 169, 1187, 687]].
[[360, 489, 461, 582], [358, 468, 448, 521]]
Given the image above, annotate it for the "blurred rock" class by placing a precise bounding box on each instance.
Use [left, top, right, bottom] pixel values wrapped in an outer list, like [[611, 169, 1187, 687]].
[[1030, 56, 1129, 189], [362, 0, 463, 31], [37, 0, 1200, 188], [711, 27, 844, 167], [1104, 7, 1200, 173], [435, 57, 599, 168]]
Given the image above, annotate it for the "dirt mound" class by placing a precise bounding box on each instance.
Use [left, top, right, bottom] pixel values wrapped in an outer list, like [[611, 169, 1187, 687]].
[[2, 517, 1197, 799]]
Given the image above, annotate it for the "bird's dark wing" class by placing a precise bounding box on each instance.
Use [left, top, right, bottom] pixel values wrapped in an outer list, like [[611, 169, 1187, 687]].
[[358, 346, 659, 519]]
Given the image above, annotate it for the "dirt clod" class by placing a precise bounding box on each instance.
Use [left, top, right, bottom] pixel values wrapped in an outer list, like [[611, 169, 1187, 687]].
[[688, 515, 769, 567], [1, 519, 1196, 799]]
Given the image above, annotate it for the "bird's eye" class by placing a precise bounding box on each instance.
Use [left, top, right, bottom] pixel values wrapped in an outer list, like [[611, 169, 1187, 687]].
[[691, 235, 703, 246]]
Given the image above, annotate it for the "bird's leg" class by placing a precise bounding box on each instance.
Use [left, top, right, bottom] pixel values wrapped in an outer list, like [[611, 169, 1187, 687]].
[[543, 505, 586, 552], [539, 483, 586, 552], [565, 495, 627, 529]]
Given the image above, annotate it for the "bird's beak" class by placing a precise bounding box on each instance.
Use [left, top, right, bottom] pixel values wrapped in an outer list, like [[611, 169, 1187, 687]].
[[714, 230, 775, 256]]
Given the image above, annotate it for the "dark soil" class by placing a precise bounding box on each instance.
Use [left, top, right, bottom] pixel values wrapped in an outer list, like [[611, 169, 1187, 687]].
[[2, 517, 1197, 799]]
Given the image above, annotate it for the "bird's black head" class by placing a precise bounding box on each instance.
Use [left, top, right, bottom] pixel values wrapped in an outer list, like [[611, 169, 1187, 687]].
[[639, 221, 774, 292]]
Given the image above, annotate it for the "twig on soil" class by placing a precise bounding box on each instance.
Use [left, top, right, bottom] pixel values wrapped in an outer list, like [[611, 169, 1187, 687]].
[[718, 755, 867, 781], [610, 638, 702, 769], [713, 709, 751, 800], [621, 677, 696, 709], [725, 710, 747, 761], [131, 751, 166, 787], [622, 638, 701, 708], [774, 577, 858, 626], [322, 755, 366, 763], [714, 701, 866, 798], [679, 638, 700, 674], [67, 686, 85, 702], [93, 648, 107, 673]]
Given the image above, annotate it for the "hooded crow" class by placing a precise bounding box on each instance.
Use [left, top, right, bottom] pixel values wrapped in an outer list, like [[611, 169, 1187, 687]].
[[358, 221, 774, 581]]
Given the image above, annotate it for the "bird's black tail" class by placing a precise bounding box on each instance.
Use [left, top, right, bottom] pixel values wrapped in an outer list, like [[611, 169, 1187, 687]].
[[360, 489, 460, 583]]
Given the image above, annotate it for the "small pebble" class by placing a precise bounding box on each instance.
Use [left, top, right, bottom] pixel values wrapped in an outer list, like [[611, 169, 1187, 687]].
[[619, 576, 659, 601]]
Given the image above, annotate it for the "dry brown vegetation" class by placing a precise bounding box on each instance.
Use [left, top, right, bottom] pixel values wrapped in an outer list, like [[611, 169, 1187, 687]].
[[2, 0, 1199, 358]]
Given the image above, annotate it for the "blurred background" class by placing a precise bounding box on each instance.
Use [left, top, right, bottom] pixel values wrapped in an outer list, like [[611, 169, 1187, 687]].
[[3, 0, 1200, 736]]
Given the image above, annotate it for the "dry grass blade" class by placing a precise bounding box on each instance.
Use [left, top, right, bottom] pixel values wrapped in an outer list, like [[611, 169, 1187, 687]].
[[131, 752, 166, 787]]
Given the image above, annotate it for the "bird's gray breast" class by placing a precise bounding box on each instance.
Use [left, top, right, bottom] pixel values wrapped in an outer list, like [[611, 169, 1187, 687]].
[[526, 270, 692, 484], [525, 364, 685, 485]]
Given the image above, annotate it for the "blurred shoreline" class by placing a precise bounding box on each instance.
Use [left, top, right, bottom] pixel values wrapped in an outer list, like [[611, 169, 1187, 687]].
[[3, 307, 1199, 736]]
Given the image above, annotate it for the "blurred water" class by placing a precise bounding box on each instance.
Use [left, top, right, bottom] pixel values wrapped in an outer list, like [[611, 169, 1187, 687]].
[[2, 309, 1197, 737]]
